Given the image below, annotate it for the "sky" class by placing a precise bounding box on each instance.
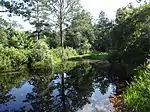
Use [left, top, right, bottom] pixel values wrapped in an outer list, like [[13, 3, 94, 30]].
[[80, 0, 141, 19], [0, 0, 143, 30]]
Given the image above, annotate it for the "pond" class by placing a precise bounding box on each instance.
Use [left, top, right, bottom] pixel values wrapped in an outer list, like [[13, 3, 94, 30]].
[[0, 60, 131, 112]]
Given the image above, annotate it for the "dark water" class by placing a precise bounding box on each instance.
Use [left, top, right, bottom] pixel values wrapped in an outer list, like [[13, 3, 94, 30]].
[[0, 61, 131, 112]]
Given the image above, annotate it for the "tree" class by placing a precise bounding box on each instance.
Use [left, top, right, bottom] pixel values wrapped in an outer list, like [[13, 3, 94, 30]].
[[46, 30, 60, 48], [46, 0, 81, 47], [94, 11, 113, 52], [110, 3, 150, 67], [10, 20, 24, 29], [0, 0, 81, 45], [25, 0, 51, 40], [0, 16, 10, 29], [0, 0, 51, 40], [64, 10, 94, 52]]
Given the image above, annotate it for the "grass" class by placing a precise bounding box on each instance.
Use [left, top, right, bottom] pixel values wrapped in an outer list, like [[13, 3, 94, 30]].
[[123, 64, 150, 112], [68, 52, 108, 61]]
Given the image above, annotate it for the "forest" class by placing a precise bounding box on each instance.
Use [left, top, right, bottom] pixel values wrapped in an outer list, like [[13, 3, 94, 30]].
[[0, 0, 150, 112]]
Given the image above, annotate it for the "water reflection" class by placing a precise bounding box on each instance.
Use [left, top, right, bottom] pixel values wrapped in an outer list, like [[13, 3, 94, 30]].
[[0, 61, 131, 112]]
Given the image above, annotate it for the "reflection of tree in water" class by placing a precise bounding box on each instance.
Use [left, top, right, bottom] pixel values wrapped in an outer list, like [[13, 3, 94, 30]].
[[84, 62, 132, 112], [91, 63, 111, 95], [25, 62, 123, 112], [23, 69, 55, 112], [24, 63, 94, 112], [64, 63, 94, 111], [0, 61, 132, 112], [0, 72, 29, 105], [108, 65, 133, 112]]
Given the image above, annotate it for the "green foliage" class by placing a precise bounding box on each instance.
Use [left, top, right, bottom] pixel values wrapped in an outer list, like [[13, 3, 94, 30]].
[[115, 4, 150, 49], [64, 10, 94, 50], [0, 0, 51, 39], [30, 39, 52, 66], [1, 1, 150, 112], [0, 44, 29, 70], [0, 17, 10, 29], [5, 48, 28, 67], [50, 47, 78, 64], [0, 31, 78, 70], [94, 11, 113, 52], [68, 53, 108, 61], [0, 28, 8, 46], [107, 4, 150, 111], [7, 29, 33, 49], [123, 65, 150, 112], [45, 31, 60, 48], [30, 39, 78, 67], [77, 39, 91, 54], [110, 4, 150, 67], [0, 27, 34, 49], [0, 46, 12, 70]]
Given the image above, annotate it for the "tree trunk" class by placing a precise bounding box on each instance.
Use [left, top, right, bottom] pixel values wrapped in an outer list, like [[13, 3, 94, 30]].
[[36, 0, 40, 40], [37, 30, 40, 40], [60, 22, 63, 47], [59, 0, 63, 48], [59, 0, 64, 61]]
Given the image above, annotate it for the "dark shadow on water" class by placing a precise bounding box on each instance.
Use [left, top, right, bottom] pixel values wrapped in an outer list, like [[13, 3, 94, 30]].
[[0, 61, 133, 112]]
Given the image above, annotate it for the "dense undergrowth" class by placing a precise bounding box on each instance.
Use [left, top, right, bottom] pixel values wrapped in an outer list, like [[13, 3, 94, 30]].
[[0, 30, 78, 71], [123, 63, 150, 112], [30, 39, 78, 68], [0, 42, 78, 71]]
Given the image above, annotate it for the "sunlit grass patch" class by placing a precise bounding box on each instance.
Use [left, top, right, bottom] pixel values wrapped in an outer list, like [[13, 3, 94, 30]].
[[68, 52, 108, 61]]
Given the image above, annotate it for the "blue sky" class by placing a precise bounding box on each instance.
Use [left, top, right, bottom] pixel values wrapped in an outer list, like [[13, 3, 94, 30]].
[[0, 0, 143, 30]]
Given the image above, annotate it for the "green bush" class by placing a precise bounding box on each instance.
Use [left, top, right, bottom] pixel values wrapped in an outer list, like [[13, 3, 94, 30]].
[[30, 39, 53, 66], [0, 44, 29, 70], [123, 64, 150, 112], [77, 39, 91, 55], [5, 48, 29, 67], [7, 29, 33, 49], [50, 47, 78, 63], [0, 29, 8, 46], [0, 50, 12, 70], [0, 38, 78, 70]]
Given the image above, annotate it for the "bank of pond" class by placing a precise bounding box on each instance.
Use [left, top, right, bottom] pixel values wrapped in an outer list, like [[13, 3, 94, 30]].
[[0, 55, 150, 112]]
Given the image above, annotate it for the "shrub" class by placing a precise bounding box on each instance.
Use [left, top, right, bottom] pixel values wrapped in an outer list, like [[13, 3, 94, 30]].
[[77, 39, 91, 55], [30, 39, 52, 66], [7, 29, 33, 49], [0, 29, 8, 46], [50, 47, 78, 63], [123, 64, 150, 112], [0, 48, 12, 70], [0, 39, 78, 70], [63, 47, 78, 59], [0, 45, 29, 70], [5, 48, 29, 67]]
